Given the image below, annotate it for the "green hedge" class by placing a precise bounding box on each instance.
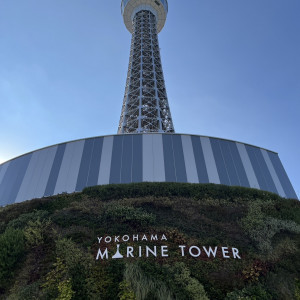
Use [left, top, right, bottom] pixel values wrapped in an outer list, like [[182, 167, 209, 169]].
[[82, 182, 283, 202], [0, 182, 299, 299]]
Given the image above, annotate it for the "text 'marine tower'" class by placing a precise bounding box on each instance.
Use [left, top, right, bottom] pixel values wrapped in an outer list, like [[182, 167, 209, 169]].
[[118, 0, 174, 134]]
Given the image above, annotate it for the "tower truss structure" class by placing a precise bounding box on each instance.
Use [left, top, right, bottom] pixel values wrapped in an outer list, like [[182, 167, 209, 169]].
[[118, 0, 174, 134]]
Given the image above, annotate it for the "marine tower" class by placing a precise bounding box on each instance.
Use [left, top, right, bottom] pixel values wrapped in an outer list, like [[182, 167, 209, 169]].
[[118, 0, 174, 133], [0, 1, 297, 206]]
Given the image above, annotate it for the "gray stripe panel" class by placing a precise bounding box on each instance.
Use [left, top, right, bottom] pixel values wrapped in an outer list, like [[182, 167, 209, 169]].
[[143, 134, 165, 182], [0, 161, 16, 205], [172, 135, 187, 182], [98, 136, 113, 185], [44, 144, 66, 196], [219, 140, 241, 186], [66, 140, 85, 193], [163, 134, 176, 182], [236, 143, 260, 189], [245, 145, 268, 191], [86, 137, 103, 187], [15, 151, 42, 203], [54, 144, 74, 194], [132, 135, 143, 182], [246, 145, 277, 194], [261, 149, 285, 197], [181, 135, 198, 183], [67, 140, 85, 193], [34, 146, 58, 199], [17, 149, 54, 203], [152, 134, 165, 181], [11, 155, 33, 205], [110, 135, 123, 184], [143, 134, 154, 182], [121, 135, 133, 183], [267, 152, 298, 199], [0, 154, 32, 206], [200, 137, 220, 184], [0, 162, 14, 206], [228, 142, 250, 188], [26, 150, 48, 201], [0, 162, 10, 185], [255, 148, 278, 194], [210, 139, 231, 185], [76, 139, 95, 191], [54, 140, 85, 194], [191, 136, 209, 183]]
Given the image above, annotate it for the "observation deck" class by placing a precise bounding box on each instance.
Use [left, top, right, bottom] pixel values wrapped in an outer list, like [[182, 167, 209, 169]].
[[121, 0, 168, 33]]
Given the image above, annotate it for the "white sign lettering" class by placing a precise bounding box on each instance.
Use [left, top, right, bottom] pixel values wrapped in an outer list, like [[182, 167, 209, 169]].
[[95, 233, 242, 261]]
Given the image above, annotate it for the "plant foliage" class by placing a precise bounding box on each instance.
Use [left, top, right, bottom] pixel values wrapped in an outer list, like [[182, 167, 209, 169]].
[[0, 182, 299, 299]]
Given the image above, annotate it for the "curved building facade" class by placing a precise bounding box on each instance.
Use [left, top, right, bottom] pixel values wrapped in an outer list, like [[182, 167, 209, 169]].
[[0, 133, 297, 206]]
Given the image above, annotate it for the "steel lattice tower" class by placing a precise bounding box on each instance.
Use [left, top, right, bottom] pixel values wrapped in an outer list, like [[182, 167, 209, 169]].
[[118, 0, 174, 134]]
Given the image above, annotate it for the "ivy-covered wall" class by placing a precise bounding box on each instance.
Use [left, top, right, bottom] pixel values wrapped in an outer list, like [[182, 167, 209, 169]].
[[0, 182, 299, 299]]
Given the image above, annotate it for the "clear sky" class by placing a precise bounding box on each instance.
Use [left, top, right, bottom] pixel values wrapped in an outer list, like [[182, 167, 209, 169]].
[[0, 0, 299, 198]]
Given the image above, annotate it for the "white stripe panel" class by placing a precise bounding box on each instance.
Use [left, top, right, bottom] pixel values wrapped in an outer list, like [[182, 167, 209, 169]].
[[261, 149, 285, 197], [15, 151, 41, 203], [65, 140, 85, 193], [34, 146, 58, 199], [54, 140, 85, 194], [181, 135, 198, 183], [143, 134, 154, 182], [152, 134, 165, 182], [23, 150, 47, 202], [200, 137, 220, 184], [98, 136, 114, 185], [0, 162, 10, 185], [236, 142, 260, 189], [54, 143, 75, 194]]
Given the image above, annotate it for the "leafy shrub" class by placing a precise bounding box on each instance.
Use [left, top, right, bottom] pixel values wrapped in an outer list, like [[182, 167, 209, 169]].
[[264, 199, 300, 224], [7, 210, 49, 230], [6, 282, 41, 300], [226, 284, 272, 299], [118, 280, 136, 300], [55, 238, 93, 268], [241, 202, 300, 253], [0, 228, 25, 288], [83, 182, 283, 203], [57, 278, 75, 300], [124, 263, 173, 300], [86, 261, 124, 300], [241, 260, 268, 283], [164, 262, 209, 300], [55, 238, 94, 299], [270, 238, 298, 261], [295, 278, 300, 300], [24, 218, 52, 247], [51, 208, 100, 228], [104, 204, 156, 226], [38, 193, 83, 213], [266, 270, 297, 300], [42, 257, 74, 299]]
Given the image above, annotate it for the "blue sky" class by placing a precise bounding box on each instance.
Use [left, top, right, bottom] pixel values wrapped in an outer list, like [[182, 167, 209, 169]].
[[0, 0, 299, 198]]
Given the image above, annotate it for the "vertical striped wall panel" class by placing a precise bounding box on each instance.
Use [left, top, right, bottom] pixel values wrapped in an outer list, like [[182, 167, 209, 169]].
[[181, 135, 198, 183], [267, 151, 297, 199], [0, 134, 297, 206], [201, 137, 220, 184], [98, 136, 113, 185], [236, 143, 260, 190]]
